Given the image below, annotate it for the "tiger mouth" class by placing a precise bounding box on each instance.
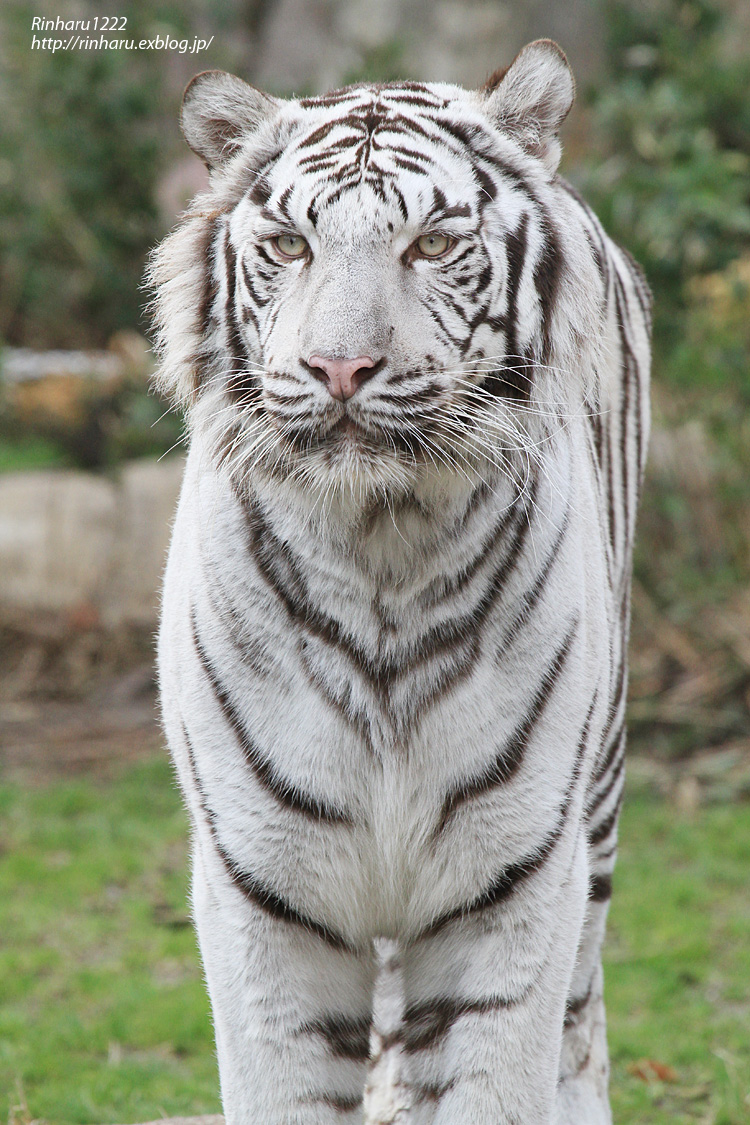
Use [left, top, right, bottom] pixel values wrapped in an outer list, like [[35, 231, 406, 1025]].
[[274, 410, 382, 455], [330, 415, 362, 437], [272, 404, 439, 463]]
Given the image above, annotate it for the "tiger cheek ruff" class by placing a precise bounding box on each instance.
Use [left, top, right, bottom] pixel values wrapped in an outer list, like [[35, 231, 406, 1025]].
[[150, 39, 651, 1125]]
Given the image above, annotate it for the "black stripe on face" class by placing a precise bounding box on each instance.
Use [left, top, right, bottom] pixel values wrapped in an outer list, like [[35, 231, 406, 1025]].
[[401, 992, 524, 1054], [249, 175, 272, 207], [240, 257, 271, 309], [435, 622, 578, 834], [198, 216, 221, 339], [223, 233, 250, 379], [481, 213, 535, 402], [191, 610, 353, 825], [502, 211, 531, 384], [299, 90, 370, 109], [221, 231, 265, 409], [302, 1013, 371, 1061], [534, 213, 563, 364], [389, 151, 433, 177], [179, 721, 355, 952]]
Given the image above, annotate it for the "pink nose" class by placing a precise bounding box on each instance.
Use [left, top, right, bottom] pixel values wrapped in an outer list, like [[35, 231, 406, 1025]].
[[307, 355, 378, 401]]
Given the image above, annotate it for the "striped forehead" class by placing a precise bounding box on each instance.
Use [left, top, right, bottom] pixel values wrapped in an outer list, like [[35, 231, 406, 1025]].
[[262, 85, 486, 231]]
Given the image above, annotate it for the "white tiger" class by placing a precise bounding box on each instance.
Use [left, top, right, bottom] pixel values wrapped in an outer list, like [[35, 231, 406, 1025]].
[[151, 39, 651, 1125]]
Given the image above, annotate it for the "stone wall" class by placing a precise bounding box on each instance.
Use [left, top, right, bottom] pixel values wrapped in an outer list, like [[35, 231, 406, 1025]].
[[0, 458, 184, 629]]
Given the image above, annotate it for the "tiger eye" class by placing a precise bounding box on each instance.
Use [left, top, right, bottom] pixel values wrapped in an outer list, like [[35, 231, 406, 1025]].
[[415, 232, 452, 258], [273, 234, 309, 259]]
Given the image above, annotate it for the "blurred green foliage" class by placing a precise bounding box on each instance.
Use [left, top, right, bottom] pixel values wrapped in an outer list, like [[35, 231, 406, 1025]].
[[569, 0, 750, 634], [0, 0, 172, 348], [576, 0, 750, 384]]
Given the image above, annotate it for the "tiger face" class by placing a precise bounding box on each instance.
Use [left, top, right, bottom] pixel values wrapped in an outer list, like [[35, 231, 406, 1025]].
[[151, 42, 602, 505]]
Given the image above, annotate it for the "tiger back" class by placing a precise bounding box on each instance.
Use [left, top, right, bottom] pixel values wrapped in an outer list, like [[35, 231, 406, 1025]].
[[151, 40, 650, 1125]]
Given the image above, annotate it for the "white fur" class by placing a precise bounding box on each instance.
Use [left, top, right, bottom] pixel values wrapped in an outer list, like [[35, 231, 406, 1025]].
[[154, 44, 650, 1124]]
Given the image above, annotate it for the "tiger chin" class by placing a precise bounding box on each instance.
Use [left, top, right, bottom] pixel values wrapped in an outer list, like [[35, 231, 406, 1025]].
[[150, 38, 650, 1125]]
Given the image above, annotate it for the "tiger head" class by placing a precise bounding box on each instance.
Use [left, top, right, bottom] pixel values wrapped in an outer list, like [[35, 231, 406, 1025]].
[[150, 41, 603, 510]]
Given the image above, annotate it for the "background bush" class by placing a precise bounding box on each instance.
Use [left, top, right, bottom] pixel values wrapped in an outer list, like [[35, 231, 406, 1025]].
[[0, 2, 172, 348]]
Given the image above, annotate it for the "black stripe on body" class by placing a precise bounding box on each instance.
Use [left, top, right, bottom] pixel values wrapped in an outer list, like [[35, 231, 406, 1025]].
[[495, 507, 570, 656], [302, 1013, 371, 1061], [316, 1093, 363, 1113], [592, 712, 626, 789], [557, 178, 612, 295], [435, 622, 578, 834], [419, 490, 522, 608], [588, 872, 613, 902], [423, 702, 591, 939], [219, 849, 353, 950], [619, 244, 653, 331], [191, 610, 353, 825], [585, 745, 625, 819], [401, 991, 525, 1053], [411, 1080, 455, 1106], [587, 788, 624, 848], [593, 608, 630, 786], [614, 278, 633, 548], [614, 269, 645, 507], [179, 722, 354, 951], [242, 483, 537, 700], [564, 978, 595, 1029], [605, 400, 618, 556]]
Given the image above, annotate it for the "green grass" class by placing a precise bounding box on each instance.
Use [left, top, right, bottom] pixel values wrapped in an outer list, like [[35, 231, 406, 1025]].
[[0, 757, 748, 1124], [607, 785, 750, 1124], [0, 759, 219, 1124]]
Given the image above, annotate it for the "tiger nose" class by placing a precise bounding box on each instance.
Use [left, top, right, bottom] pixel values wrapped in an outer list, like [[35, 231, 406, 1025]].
[[307, 355, 378, 401]]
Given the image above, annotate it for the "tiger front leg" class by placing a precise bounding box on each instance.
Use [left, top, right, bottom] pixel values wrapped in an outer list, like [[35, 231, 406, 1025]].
[[555, 738, 626, 1125], [399, 832, 590, 1125], [191, 841, 377, 1125]]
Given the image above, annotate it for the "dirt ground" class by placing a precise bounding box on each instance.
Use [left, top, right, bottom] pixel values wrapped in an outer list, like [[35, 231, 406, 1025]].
[[0, 618, 162, 782]]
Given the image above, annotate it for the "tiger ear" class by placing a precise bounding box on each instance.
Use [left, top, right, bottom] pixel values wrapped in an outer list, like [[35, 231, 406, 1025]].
[[181, 70, 279, 170], [481, 40, 575, 173]]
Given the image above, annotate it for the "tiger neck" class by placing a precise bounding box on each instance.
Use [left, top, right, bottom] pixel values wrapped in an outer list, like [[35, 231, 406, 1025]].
[[242, 454, 545, 591]]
